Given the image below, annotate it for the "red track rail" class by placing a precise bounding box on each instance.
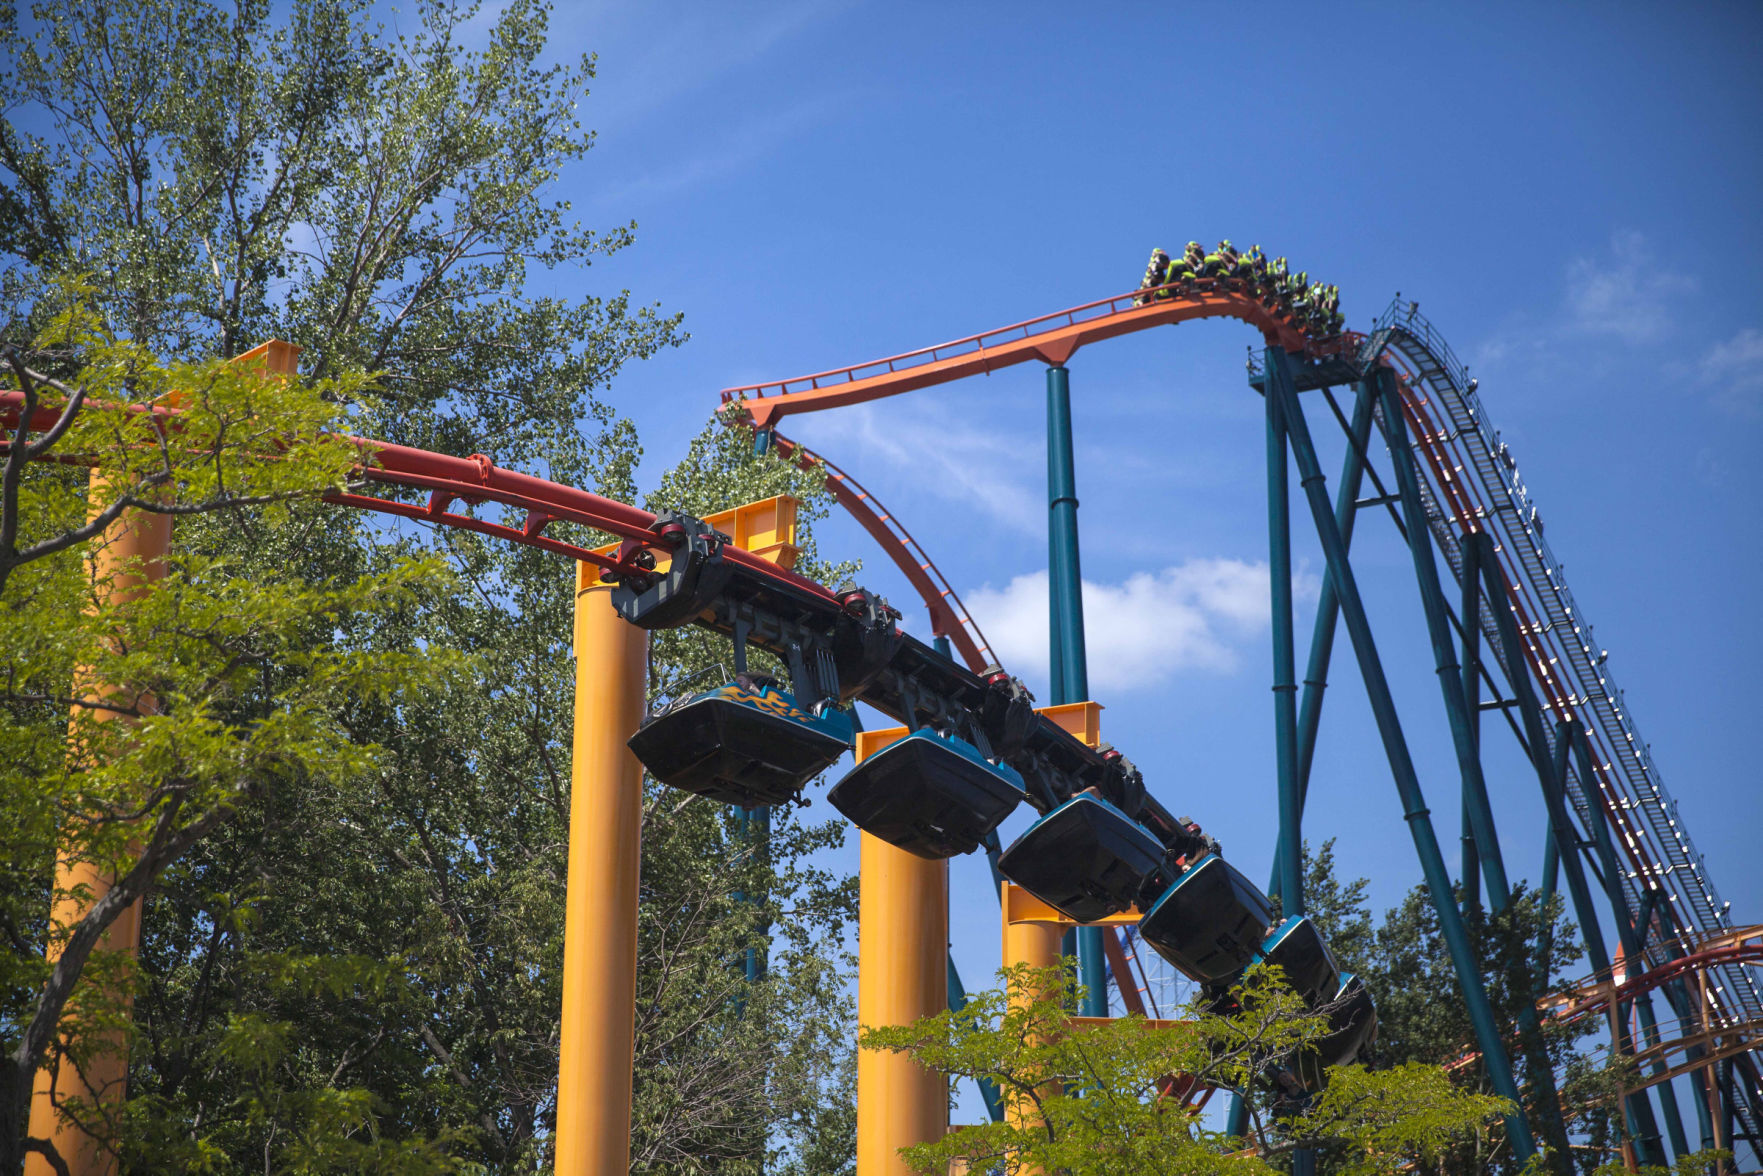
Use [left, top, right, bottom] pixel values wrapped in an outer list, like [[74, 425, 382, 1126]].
[[769, 433, 997, 673], [1435, 928, 1763, 1106], [1556, 931, 1763, 1020], [0, 393, 843, 610], [711, 285, 1752, 1085], [716, 285, 1706, 950]]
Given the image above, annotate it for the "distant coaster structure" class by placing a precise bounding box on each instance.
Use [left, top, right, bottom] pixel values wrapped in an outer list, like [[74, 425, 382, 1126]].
[[9, 269, 1759, 1176]]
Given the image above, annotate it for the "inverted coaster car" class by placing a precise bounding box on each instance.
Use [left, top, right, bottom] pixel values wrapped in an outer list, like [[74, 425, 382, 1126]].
[[1138, 853, 1275, 984], [628, 676, 854, 807], [1295, 972, 1378, 1089], [997, 793, 1166, 923], [1257, 915, 1341, 1009], [828, 729, 1025, 859]]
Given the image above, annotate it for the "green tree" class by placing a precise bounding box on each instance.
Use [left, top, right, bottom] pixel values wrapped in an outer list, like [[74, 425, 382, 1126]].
[[863, 962, 1511, 1176], [2, 1, 863, 1172], [1303, 838, 1686, 1176], [1274, 840, 1374, 980], [0, 303, 449, 1172], [118, 419, 859, 1174]]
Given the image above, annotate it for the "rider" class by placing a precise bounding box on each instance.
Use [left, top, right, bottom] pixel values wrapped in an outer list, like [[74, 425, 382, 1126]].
[[1136, 248, 1171, 305], [1161, 248, 1196, 296], [1235, 244, 1262, 281], [1183, 241, 1205, 277], [1200, 241, 1226, 278]]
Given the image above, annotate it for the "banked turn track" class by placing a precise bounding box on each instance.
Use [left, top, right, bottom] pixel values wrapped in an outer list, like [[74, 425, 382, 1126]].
[[719, 281, 1763, 1146]]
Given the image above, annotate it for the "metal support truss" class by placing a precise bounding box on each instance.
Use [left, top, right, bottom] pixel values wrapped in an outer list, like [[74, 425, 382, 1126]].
[[1263, 348, 1537, 1163]]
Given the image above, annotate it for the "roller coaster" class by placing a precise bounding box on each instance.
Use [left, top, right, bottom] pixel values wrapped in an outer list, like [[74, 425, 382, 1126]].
[[8, 258, 1760, 1176]]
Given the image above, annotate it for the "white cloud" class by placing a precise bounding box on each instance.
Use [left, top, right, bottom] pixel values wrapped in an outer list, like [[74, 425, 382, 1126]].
[[1563, 230, 1696, 344], [1699, 327, 1763, 417], [967, 560, 1316, 692], [1474, 230, 1698, 368], [794, 402, 1043, 534]]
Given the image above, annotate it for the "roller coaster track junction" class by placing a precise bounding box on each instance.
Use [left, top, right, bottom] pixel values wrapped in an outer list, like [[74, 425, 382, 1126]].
[[719, 279, 1763, 1170], [7, 271, 1757, 1175]]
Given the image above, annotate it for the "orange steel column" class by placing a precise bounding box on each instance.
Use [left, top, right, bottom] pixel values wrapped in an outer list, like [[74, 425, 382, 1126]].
[[1000, 883, 1065, 1152], [554, 567, 648, 1175], [25, 340, 299, 1176], [24, 502, 171, 1176], [856, 728, 949, 1176]]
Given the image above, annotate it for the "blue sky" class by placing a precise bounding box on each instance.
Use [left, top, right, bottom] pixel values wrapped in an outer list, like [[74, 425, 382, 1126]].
[[527, 0, 1760, 1119]]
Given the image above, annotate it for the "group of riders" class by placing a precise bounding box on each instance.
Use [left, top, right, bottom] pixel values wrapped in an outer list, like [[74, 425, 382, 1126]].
[[1135, 242, 1345, 338]]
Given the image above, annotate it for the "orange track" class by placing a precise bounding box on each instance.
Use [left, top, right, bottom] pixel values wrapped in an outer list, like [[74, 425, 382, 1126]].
[[723, 282, 1339, 429]]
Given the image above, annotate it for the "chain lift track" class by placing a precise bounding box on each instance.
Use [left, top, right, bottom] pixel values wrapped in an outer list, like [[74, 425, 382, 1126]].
[[1351, 305, 1763, 1146]]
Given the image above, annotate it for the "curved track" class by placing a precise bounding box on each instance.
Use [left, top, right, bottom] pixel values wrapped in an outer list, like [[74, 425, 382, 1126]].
[[722, 283, 1349, 428], [768, 432, 997, 672]]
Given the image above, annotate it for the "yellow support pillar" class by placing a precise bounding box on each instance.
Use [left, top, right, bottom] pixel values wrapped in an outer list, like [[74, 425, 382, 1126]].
[[1000, 883, 1064, 1157], [26, 341, 298, 1176], [24, 505, 170, 1176], [856, 728, 949, 1176], [554, 566, 648, 1175]]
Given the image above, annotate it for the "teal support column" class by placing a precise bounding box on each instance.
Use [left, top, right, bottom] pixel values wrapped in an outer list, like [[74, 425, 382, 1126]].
[[1460, 533, 1485, 910], [1647, 908, 1717, 1160], [1460, 791, 1481, 910], [1045, 363, 1106, 1018], [1474, 543, 1638, 1168], [1047, 365, 1089, 695], [1259, 378, 1377, 882], [1539, 831, 1561, 965], [1256, 379, 1378, 909], [1537, 726, 1609, 970], [1237, 376, 1371, 1148], [1264, 358, 1312, 1176], [1690, 1062, 1717, 1155], [1265, 348, 1536, 1163], [1637, 996, 1691, 1160], [1376, 372, 1515, 909], [1374, 369, 1571, 1155], [740, 805, 771, 987], [1293, 381, 1379, 812], [948, 957, 1005, 1122], [1266, 379, 1303, 918], [1720, 1063, 1738, 1167]]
